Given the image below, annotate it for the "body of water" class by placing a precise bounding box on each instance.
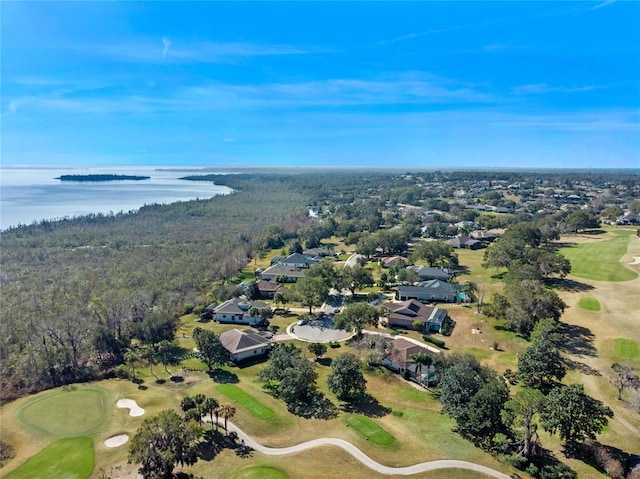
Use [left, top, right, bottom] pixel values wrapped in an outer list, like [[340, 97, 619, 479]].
[[0, 166, 232, 231]]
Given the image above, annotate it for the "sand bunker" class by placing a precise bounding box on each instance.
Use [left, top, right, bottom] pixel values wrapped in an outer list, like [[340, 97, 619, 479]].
[[104, 434, 129, 447], [629, 256, 640, 265], [117, 398, 145, 417]]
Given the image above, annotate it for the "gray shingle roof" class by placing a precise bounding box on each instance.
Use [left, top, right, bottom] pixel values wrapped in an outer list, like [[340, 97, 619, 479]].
[[220, 329, 271, 354]]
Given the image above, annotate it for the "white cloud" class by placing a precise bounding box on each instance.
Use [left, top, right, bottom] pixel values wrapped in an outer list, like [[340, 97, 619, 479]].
[[591, 0, 616, 10], [512, 83, 604, 94], [162, 37, 171, 58]]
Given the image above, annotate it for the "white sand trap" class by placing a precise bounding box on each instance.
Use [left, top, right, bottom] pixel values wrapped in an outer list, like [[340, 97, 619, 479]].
[[117, 398, 145, 417], [629, 256, 640, 265], [104, 434, 129, 448]]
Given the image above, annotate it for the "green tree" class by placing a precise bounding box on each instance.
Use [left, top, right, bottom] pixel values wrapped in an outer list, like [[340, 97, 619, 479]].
[[565, 210, 600, 234], [530, 317, 563, 345], [502, 388, 546, 458], [540, 384, 613, 445], [157, 340, 174, 376], [461, 379, 510, 442], [355, 234, 378, 259], [341, 264, 374, 296], [438, 354, 494, 425], [601, 205, 623, 222], [486, 280, 566, 337], [410, 352, 433, 387], [193, 327, 228, 371], [334, 303, 379, 336], [327, 353, 367, 401], [124, 349, 138, 380], [307, 262, 341, 290], [258, 343, 318, 407], [220, 404, 236, 433], [289, 276, 329, 314], [517, 339, 566, 391], [307, 342, 327, 361], [201, 396, 220, 429], [128, 409, 202, 479], [133, 312, 178, 348], [412, 240, 458, 267]]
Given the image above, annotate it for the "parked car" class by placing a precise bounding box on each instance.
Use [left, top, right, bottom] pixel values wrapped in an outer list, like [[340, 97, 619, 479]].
[[297, 319, 308, 326]]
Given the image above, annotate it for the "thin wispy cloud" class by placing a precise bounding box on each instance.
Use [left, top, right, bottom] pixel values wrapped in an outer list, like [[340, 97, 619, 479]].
[[162, 37, 171, 58], [591, 0, 616, 11], [81, 39, 309, 64], [512, 83, 604, 94]]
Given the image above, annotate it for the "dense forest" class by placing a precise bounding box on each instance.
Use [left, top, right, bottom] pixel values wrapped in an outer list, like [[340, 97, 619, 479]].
[[0, 175, 311, 400], [1, 169, 638, 401]]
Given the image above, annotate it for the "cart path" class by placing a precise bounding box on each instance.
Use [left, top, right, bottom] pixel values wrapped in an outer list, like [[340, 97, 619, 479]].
[[215, 419, 512, 478]]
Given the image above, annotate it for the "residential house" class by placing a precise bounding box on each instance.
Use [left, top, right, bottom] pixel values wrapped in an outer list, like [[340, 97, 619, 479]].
[[278, 253, 321, 269], [256, 279, 286, 299], [303, 247, 336, 258], [259, 263, 307, 282], [396, 280, 459, 303], [446, 235, 486, 250], [213, 297, 270, 325], [381, 256, 407, 268], [406, 265, 454, 282], [219, 329, 272, 362], [379, 299, 449, 332], [381, 337, 438, 381]]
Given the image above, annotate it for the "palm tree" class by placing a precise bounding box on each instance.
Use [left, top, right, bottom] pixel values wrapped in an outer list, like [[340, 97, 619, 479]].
[[201, 397, 220, 429], [124, 349, 138, 380], [463, 281, 477, 304], [220, 404, 236, 433], [410, 352, 433, 388]]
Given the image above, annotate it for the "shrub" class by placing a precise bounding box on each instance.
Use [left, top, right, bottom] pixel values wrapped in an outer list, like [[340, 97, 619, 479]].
[[422, 334, 445, 348]]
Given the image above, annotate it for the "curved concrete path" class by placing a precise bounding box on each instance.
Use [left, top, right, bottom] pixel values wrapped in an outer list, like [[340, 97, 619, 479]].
[[216, 419, 512, 478]]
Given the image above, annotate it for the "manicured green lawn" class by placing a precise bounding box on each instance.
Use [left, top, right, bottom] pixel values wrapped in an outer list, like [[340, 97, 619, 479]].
[[345, 414, 395, 446], [579, 297, 601, 311], [615, 338, 639, 359], [16, 387, 109, 438], [232, 466, 289, 479], [4, 436, 94, 479], [217, 384, 275, 420], [560, 234, 638, 282]]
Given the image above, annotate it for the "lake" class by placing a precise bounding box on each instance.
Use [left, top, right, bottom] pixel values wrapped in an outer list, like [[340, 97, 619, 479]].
[[0, 166, 233, 231]]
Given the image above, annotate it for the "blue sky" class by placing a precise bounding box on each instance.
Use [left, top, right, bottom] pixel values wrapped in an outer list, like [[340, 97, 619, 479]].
[[2, 1, 639, 169]]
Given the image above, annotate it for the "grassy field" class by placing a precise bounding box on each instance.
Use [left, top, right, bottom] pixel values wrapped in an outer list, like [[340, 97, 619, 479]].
[[217, 384, 275, 420], [231, 466, 289, 479], [4, 436, 94, 479], [614, 338, 639, 359], [559, 229, 638, 282], [578, 297, 601, 311], [345, 414, 396, 446]]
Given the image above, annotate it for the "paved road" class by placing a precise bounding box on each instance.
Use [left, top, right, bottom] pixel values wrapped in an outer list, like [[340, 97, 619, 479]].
[[217, 419, 512, 479]]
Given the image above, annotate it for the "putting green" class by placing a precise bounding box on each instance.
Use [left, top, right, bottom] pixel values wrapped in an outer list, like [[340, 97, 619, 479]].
[[232, 466, 288, 479], [345, 414, 395, 446], [17, 387, 109, 438], [4, 436, 94, 479], [615, 338, 639, 359], [579, 297, 601, 311]]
